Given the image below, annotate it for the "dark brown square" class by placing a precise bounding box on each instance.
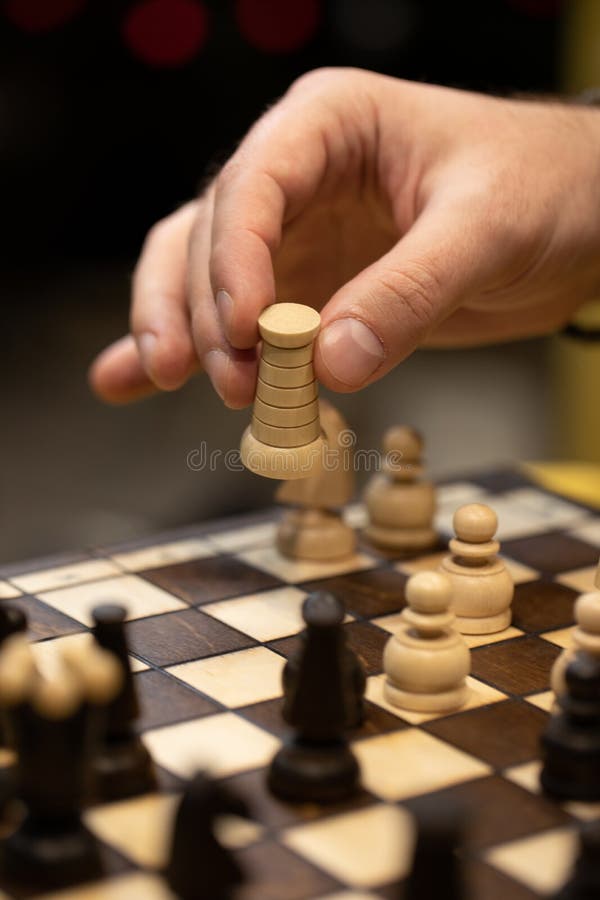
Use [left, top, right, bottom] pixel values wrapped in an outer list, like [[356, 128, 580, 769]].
[[126, 608, 256, 667], [465, 859, 540, 900], [502, 532, 599, 575], [140, 556, 283, 605], [471, 635, 561, 695], [222, 767, 377, 833], [238, 696, 407, 743], [135, 668, 220, 731], [512, 580, 577, 633], [424, 699, 547, 768], [235, 840, 342, 899], [268, 621, 388, 677], [303, 567, 407, 618], [14, 596, 85, 641], [404, 774, 571, 850]]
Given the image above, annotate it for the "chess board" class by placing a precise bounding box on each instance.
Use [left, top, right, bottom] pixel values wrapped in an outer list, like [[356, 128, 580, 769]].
[[1, 469, 600, 900]]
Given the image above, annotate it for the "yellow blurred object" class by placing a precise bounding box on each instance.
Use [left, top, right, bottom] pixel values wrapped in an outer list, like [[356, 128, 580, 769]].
[[563, 0, 600, 92], [522, 461, 600, 509]]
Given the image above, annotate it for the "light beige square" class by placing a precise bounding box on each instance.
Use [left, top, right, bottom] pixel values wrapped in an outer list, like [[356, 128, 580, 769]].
[[437, 482, 489, 507], [557, 565, 598, 593], [84, 792, 178, 869], [37, 574, 186, 626], [353, 728, 490, 801], [38, 872, 173, 900], [32, 632, 149, 673], [0, 580, 21, 599], [203, 586, 309, 641], [283, 803, 414, 888], [238, 547, 376, 584], [344, 503, 369, 530], [525, 690, 554, 712], [541, 627, 573, 650], [485, 827, 577, 894], [12, 559, 121, 594], [207, 521, 277, 553], [365, 673, 506, 725], [167, 646, 285, 708], [142, 712, 280, 778], [569, 519, 600, 548], [111, 537, 215, 572]]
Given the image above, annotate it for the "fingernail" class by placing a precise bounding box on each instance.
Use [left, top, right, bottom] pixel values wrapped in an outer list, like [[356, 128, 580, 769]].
[[138, 332, 157, 377], [319, 318, 384, 386], [216, 289, 233, 336], [204, 349, 229, 401]]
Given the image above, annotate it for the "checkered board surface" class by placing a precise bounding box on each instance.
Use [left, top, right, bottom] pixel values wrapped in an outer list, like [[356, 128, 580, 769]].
[[2, 469, 600, 900]]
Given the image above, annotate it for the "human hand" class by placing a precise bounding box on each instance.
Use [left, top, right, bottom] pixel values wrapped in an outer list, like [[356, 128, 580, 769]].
[[90, 69, 600, 407]]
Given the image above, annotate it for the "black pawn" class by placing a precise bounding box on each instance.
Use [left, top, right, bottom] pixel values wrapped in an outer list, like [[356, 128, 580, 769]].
[[541, 653, 600, 801], [90, 604, 155, 801], [165, 772, 247, 900], [268, 592, 360, 803], [283, 591, 366, 729], [404, 800, 465, 899], [553, 820, 600, 899]]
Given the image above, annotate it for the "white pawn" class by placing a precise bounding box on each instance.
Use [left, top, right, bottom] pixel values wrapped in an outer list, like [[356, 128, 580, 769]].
[[363, 426, 437, 551], [383, 571, 471, 713], [440, 504, 513, 635], [551, 592, 600, 698]]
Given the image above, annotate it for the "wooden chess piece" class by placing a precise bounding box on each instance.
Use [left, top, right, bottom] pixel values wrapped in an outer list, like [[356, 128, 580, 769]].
[[551, 592, 600, 699], [363, 426, 437, 551], [275, 401, 356, 560], [90, 604, 156, 801], [406, 798, 466, 900], [541, 652, 600, 802], [440, 503, 513, 634], [383, 571, 470, 713], [240, 303, 325, 480], [165, 772, 248, 900], [0, 637, 121, 889], [268, 592, 360, 802], [283, 591, 366, 728]]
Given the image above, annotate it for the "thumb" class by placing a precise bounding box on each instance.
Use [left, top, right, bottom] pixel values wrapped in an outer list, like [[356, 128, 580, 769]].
[[314, 205, 496, 391]]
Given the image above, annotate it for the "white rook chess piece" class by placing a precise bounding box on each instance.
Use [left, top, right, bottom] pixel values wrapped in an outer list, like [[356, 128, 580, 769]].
[[240, 303, 325, 480], [383, 571, 471, 713], [551, 592, 600, 698], [440, 503, 513, 635], [363, 426, 437, 551]]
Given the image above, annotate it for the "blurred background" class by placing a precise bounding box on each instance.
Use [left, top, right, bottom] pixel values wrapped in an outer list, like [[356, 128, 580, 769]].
[[2, 0, 598, 562]]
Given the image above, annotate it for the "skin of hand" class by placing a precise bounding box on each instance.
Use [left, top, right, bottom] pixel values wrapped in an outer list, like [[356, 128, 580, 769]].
[[89, 68, 600, 408]]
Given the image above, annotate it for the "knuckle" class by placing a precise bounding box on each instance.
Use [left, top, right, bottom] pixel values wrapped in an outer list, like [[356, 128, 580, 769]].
[[378, 262, 440, 332], [287, 67, 345, 97]]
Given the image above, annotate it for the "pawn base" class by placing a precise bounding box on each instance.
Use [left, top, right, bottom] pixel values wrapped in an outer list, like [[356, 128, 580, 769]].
[[240, 428, 325, 480], [455, 609, 511, 635], [1, 818, 101, 889], [364, 523, 437, 551], [277, 509, 356, 561], [267, 738, 360, 803], [91, 737, 156, 802], [384, 679, 469, 714]]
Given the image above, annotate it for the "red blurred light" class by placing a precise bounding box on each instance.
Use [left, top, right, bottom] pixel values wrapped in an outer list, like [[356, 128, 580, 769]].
[[123, 0, 209, 68], [4, 0, 86, 32], [235, 0, 321, 54]]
